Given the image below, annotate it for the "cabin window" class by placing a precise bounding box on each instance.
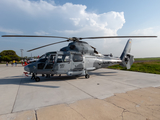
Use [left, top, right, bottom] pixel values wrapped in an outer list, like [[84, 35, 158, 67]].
[[63, 55, 70, 62], [73, 54, 83, 62], [57, 55, 70, 63]]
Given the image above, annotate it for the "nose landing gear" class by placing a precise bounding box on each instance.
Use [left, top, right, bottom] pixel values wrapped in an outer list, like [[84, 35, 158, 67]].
[[31, 73, 36, 80], [31, 73, 40, 82], [35, 77, 40, 82]]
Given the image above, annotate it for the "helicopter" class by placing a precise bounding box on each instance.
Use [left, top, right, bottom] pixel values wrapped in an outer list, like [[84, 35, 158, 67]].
[[2, 35, 157, 82]]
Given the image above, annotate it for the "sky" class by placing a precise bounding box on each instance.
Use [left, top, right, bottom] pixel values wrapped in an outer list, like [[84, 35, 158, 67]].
[[0, 0, 160, 58]]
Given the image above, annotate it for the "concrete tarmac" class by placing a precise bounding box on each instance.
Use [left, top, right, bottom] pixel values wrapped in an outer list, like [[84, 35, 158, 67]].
[[0, 64, 160, 120]]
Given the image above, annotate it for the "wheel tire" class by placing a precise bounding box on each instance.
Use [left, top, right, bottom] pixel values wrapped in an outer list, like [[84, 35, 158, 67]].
[[35, 77, 40, 82], [85, 74, 90, 79]]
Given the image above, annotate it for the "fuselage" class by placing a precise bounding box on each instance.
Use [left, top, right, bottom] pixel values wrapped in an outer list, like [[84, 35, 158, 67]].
[[24, 51, 122, 76]]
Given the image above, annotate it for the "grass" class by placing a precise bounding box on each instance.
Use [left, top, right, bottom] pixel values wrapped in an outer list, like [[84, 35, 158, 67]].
[[135, 57, 160, 61], [108, 61, 160, 74]]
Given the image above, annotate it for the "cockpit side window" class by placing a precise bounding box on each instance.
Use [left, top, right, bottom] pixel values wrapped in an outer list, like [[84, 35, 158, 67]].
[[44, 55, 56, 69], [49, 55, 56, 63], [73, 54, 83, 62]]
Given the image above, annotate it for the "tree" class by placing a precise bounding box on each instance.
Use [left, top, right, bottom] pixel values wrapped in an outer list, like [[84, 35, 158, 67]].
[[0, 50, 20, 62]]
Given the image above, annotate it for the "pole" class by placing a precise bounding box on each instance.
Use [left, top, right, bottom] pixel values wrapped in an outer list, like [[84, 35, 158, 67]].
[[20, 49, 23, 58]]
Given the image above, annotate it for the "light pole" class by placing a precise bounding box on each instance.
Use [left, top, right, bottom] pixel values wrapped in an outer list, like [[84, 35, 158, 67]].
[[20, 49, 23, 58]]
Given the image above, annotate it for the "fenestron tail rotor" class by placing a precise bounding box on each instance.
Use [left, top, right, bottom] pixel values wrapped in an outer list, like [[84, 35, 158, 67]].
[[2, 35, 157, 52]]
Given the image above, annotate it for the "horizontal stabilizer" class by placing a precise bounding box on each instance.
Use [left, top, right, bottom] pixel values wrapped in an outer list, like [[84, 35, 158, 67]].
[[120, 54, 134, 69]]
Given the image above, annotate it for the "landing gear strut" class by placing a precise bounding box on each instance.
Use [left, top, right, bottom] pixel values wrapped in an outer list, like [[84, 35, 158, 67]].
[[31, 73, 40, 82], [31, 73, 36, 80], [46, 74, 50, 78], [85, 70, 90, 79]]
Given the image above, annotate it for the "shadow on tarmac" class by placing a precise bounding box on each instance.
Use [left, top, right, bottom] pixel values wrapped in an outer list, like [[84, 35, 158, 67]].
[[0, 71, 117, 88], [0, 77, 60, 89], [89, 71, 117, 76], [38, 71, 117, 81]]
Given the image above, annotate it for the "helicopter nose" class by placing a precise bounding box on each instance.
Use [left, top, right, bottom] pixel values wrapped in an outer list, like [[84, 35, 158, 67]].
[[24, 65, 30, 72]]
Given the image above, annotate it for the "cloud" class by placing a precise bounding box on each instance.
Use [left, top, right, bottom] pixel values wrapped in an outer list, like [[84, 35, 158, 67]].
[[34, 31, 49, 35], [0, 27, 23, 34], [0, 0, 125, 34], [131, 27, 155, 36], [0, 0, 126, 56], [130, 27, 160, 58]]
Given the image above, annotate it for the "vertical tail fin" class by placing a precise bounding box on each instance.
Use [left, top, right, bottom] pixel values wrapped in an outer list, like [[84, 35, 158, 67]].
[[120, 39, 134, 69], [120, 39, 132, 60]]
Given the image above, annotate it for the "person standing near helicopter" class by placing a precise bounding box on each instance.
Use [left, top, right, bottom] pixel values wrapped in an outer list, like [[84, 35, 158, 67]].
[[15, 61, 17, 67], [6, 62, 8, 66]]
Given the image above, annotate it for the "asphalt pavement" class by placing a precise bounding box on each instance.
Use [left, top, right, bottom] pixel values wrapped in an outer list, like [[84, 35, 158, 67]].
[[0, 64, 160, 120]]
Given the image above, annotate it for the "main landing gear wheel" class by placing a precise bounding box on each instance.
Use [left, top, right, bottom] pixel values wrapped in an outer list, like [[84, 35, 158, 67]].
[[85, 74, 90, 79], [51, 74, 54, 76], [35, 77, 40, 82]]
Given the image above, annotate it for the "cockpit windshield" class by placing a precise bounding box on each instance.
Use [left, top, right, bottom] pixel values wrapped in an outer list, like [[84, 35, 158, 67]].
[[39, 54, 45, 59], [38, 52, 56, 63], [45, 52, 56, 58], [37, 58, 47, 62]]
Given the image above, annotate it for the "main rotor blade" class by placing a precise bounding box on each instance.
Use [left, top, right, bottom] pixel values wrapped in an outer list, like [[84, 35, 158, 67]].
[[27, 40, 68, 52], [2, 35, 69, 39], [79, 36, 157, 40]]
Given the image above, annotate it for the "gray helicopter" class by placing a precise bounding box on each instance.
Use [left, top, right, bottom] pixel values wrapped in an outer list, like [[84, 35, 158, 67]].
[[2, 35, 157, 81]]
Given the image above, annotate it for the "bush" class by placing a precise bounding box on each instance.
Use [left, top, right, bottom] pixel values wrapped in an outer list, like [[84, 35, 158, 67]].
[[0, 50, 20, 62]]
